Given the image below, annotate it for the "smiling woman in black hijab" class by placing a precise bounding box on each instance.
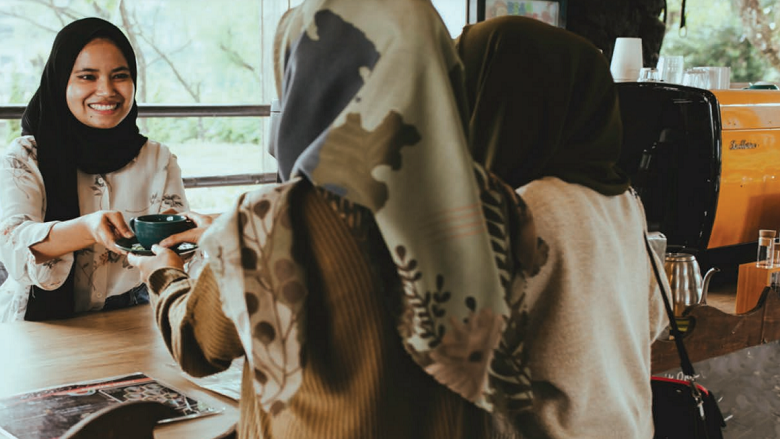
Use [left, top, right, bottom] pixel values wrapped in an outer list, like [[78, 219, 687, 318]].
[[457, 16, 668, 439], [0, 17, 189, 322], [24, 17, 148, 220]]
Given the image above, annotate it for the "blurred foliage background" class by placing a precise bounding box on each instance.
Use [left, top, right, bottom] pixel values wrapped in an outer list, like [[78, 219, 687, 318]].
[[2, 0, 780, 209], [0, 0, 266, 143], [0, 0, 280, 211], [661, 0, 780, 83]]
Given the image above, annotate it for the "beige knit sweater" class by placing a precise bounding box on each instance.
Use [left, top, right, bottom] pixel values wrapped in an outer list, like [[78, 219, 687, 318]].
[[516, 177, 667, 439], [148, 186, 520, 438]]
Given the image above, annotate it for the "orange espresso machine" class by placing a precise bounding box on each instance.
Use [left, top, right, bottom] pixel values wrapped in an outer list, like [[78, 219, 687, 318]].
[[616, 82, 780, 273]]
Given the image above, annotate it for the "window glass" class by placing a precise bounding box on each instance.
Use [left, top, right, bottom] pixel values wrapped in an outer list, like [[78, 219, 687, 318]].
[[1, 0, 468, 212], [432, 0, 468, 38], [0, 0, 284, 213], [660, 0, 778, 84], [0, 0, 265, 105]]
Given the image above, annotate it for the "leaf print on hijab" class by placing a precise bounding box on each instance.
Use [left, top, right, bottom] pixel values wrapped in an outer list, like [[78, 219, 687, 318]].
[[426, 307, 504, 401], [208, 0, 542, 422], [216, 186, 307, 413], [312, 112, 420, 211]]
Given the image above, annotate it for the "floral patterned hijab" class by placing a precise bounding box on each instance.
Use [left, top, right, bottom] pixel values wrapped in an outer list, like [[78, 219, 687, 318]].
[[200, 0, 537, 424]]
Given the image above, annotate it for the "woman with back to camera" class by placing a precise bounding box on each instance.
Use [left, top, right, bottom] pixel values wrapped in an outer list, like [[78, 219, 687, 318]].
[[457, 16, 669, 439], [128, 0, 549, 437], [0, 17, 189, 322]]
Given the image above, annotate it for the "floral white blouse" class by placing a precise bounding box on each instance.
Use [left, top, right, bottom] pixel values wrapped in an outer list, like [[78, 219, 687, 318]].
[[0, 136, 189, 322]]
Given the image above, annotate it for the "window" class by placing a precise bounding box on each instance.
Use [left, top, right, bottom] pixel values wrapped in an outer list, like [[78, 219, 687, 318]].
[[660, 0, 779, 85], [431, 0, 468, 38], [0, 0, 467, 211], [0, 0, 289, 212], [473, 0, 567, 28]]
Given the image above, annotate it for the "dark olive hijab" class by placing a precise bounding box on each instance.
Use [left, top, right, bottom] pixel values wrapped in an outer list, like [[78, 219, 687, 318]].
[[456, 16, 629, 195], [21, 17, 146, 320]]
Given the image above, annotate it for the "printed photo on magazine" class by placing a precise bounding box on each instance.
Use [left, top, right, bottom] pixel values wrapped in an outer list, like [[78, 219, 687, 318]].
[[0, 372, 220, 439]]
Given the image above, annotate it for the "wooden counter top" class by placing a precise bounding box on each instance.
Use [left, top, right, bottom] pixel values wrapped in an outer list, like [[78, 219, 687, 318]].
[[0, 305, 238, 439], [652, 285, 780, 374]]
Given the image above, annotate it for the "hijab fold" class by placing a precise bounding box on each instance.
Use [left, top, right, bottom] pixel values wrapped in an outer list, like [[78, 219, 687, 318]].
[[457, 16, 630, 195], [22, 17, 147, 321], [201, 0, 537, 425]]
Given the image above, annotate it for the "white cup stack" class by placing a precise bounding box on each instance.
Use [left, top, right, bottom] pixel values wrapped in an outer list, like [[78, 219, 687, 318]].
[[610, 37, 643, 82]]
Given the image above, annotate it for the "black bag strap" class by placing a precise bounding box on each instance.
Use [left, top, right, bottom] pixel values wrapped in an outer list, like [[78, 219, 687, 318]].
[[644, 232, 696, 377]]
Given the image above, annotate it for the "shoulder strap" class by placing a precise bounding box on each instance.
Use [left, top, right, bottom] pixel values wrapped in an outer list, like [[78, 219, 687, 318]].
[[644, 231, 696, 377]]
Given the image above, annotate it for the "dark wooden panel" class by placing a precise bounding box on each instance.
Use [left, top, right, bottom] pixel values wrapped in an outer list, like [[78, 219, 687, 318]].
[[651, 301, 765, 374], [758, 287, 780, 342]]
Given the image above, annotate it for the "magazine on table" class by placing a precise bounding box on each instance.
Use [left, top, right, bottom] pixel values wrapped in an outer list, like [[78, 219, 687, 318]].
[[0, 372, 220, 439], [181, 358, 244, 401]]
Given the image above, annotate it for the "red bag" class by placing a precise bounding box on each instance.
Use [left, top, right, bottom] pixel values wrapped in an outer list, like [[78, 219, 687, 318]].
[[651, 376, 725, 439], [645, 234, 726, 439]]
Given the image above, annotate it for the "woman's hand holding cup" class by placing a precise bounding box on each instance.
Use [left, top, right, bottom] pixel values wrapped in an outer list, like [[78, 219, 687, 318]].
[[158, 211, 214, 248], [127, 244, 184, 283], [85, 210, 134, 254], [125, 211, 213, 280]]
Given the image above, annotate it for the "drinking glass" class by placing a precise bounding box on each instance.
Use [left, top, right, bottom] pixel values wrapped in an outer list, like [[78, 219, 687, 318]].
[[638, 67, 660, 82], [773, 237, 780, 268], [682, 68, 710, 89], [757, 229, 776, 268], [658, 55, 684, 84], [698, 66, 731, 89]]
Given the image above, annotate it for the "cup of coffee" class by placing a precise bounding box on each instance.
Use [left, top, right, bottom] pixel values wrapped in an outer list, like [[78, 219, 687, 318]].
[[129, 214, 195, 250]]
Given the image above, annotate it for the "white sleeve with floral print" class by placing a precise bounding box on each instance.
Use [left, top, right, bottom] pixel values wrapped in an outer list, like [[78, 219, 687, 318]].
[[0, 137, 191, 322], [161, 149, 189, 213], [71, 140, 190, 314], [0, 136, 74, 290]]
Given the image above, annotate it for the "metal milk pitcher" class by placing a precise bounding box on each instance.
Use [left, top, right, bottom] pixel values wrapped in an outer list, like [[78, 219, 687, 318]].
[[663, 253, 720, 316]]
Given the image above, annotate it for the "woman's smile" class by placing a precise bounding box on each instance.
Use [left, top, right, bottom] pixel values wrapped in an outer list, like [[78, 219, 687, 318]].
[[88, 102, 121, 112], [66, 38, 134, 129]]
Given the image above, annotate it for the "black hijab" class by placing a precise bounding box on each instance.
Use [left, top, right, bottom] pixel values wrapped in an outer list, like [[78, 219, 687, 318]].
[[21, 17, 147, 321], [456, 16, 630, 195]]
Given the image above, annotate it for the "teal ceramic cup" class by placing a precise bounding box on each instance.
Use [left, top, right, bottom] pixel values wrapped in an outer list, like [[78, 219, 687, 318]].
[[747, 82, 779, 90], [129, 214, 195, 250]]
